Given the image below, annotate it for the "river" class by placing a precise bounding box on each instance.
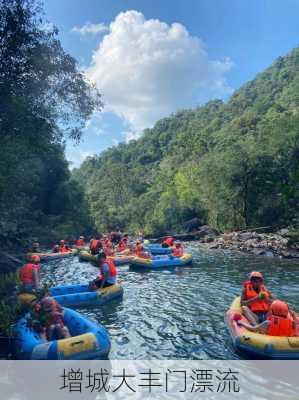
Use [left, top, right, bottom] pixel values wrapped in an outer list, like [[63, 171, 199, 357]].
[[41, 244, 299, 360]]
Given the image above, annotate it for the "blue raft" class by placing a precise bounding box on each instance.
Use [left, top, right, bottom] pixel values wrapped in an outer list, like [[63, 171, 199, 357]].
[[144, 244, 173, 255], [49, 283, 123, 308], [14, 307, 110, 360], [130, 253, 193, 269]]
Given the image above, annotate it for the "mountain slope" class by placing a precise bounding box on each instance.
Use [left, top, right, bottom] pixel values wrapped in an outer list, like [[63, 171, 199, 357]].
[[74, 46, 299, 235]]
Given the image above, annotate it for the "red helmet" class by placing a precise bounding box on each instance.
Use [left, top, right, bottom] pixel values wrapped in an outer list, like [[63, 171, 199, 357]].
[[31, 254, 40, 263], [271, 300, 289, 318]]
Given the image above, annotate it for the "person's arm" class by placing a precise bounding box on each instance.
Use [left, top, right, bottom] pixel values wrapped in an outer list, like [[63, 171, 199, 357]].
[[241, 289, 259, 306], [289, 309, 299, 323], [237, 320, 269, 333], [32, 268, 40, 290]]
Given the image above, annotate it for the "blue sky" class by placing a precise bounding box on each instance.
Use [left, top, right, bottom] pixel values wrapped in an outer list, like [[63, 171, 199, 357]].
[[43, 0, 299, 167]]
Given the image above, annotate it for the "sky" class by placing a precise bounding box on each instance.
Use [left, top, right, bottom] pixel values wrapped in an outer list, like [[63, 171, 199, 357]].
[[43, 0, 299, 167]]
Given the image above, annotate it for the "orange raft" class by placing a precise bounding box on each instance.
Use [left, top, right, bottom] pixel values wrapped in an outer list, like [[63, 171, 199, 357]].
[[225, 296, 299, 359]]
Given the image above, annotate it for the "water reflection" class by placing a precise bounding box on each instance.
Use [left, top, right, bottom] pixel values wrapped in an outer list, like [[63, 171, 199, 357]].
[[41, 245, 299, 360]]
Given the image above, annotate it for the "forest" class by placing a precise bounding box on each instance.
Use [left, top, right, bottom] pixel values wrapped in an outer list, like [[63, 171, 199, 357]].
[[0, 0, 100, 261], [74, 47, 299, 236], [1, 0, 299, 252]]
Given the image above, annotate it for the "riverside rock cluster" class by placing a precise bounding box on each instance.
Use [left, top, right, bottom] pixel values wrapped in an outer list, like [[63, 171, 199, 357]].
[[196, 228, 299, 259]]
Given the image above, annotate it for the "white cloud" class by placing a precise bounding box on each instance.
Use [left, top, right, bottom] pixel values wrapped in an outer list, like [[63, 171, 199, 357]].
[[87, 10, 233, 132], [71, 22, 108, 35], [79, 151, 94, 161], [122, 131, 141, 143], [95, 128, 105, 136]]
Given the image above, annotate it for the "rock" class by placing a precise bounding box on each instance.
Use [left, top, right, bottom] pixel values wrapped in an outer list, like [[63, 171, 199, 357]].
[[252, 248, 266, 256], [209, 243, 219, 249], [239, 232, 256, 241], [244, 239, 257, 248], [196, 225, 216, 238], [222, 233, 234, 241], [280, 250, 291, 258], [203, 236, 215, 243], [183, 217, 202, 232], [277, 228, 290, 236]]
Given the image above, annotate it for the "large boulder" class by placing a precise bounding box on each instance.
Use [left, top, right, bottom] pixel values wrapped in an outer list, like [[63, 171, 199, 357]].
[[239, 232, 257, 241], [183, 218, 202, 232]]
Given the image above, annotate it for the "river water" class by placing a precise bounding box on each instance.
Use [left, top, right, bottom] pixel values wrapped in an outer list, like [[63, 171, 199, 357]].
[[41, 244, 299, 360]]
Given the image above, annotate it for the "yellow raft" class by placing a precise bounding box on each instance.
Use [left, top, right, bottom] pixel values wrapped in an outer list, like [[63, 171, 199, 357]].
[[226, 296, 299, 359], [79, 250, 133, 265], [26, 249, 77, 261]]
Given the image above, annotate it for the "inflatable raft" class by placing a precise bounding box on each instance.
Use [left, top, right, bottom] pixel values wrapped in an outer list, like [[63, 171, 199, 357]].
[[49, 283, 123, 307], [26, 249, 77, 261], [226, 297, 299, 359], [144, 244, 173, 255], [14, 307, 110, 360], [79, 251, 133, 266], [130, 253, 193, 269], [72, 245, 89, 251]]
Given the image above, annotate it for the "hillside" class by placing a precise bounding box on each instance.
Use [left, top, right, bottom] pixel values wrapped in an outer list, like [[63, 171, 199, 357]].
[[73, 46, 299, 235]]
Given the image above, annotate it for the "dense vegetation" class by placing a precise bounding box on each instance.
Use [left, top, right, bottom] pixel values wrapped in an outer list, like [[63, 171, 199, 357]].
[[74, 46, 299, 236], [0, 0, 101, 256]]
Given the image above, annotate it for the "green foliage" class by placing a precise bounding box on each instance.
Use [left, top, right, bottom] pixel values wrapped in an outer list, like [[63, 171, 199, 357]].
[[75, 46, 299, 235], [0, 0, 99, 251], [0, 272, 20, 336]]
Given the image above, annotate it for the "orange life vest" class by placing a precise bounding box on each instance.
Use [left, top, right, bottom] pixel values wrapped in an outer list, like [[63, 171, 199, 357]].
[[59, 245, 69, 253], [243, 281, 270, 313], [19, 263, 39, 284], [267, 314, 297, 337], [99, 259, 117, 279], [172, 247, 183, 257], [135, 248, 150, 259], [90, 239, 99, 250], [76, 239, 84, 246]]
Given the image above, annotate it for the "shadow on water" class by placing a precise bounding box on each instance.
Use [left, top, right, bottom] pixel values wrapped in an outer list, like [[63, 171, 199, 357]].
[[41, 244, 299, 360]]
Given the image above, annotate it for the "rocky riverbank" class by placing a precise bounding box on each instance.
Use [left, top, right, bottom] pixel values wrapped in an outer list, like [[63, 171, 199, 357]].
[[195, 227, 299, 259]]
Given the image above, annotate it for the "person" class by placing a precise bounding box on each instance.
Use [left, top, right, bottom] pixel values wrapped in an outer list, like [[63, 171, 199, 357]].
[[135, 243, 151, 259], [172, 241, 184, 257], [104, 243, 115, 257], [90, 237, 102, 255], [52, 244, 60, 253], [19, 255, 41, 293], [241, 271, 274, 324], [90, 251, 117, 289], [30, 242, 41, 253], [116, 235, 129, 252], [162, 236, 175, 248], [237, 300, 298, 337], [58, 240, 69, 253], [110, 231, 122, 244], [75, 236, 85, 247], [33, 296, 71, 341]]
